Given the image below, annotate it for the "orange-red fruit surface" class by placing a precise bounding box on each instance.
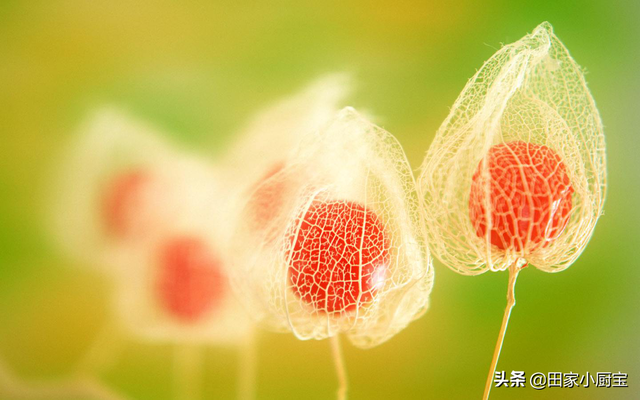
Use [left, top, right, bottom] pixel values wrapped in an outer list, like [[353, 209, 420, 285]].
[[469, 141, 573, 252], [288, 200, 390, 314]]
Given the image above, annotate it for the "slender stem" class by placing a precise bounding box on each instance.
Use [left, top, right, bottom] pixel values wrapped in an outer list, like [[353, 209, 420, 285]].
[[482, 263, 521, 400], [237, 330, 257, 400], [330, 335, 348, 400], [174, 344, 201, 400]]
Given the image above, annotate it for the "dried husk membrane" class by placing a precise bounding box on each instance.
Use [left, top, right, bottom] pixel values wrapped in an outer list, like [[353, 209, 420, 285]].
[[418, 22, 606, 275], [230, 107, 433, 348], [221, 73, 350, 213], [50, 109, 251, 343], [52, 110, 182, 269], [106, 159, 251, 343], [51, 109, 225, 272], [113, 220, 253, 344]]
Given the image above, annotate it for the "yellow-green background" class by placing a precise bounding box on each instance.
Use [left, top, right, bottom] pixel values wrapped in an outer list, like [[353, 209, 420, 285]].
[[1, 1, 638, 399]]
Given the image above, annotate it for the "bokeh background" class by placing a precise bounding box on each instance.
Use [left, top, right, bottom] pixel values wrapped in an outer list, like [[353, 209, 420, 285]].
[[1, 1, 638, 399]]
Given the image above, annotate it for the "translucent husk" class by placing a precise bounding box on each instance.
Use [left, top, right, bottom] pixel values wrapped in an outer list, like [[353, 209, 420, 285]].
[[418, 22, 606, 275], [221, 74, 350, 195], [229, 106, 434, 349], [49, 109, 252, 344], [49, 109, 176, 273]]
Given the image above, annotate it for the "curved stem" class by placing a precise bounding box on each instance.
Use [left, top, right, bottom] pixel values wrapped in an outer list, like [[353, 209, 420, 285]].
[[74, 319, 122, 376], [482, 263, 521, 400], [237, 330, 257, 400], [0, 358, 124, 400], [330, 335, 348, 400], [0, 320, 125, 400]]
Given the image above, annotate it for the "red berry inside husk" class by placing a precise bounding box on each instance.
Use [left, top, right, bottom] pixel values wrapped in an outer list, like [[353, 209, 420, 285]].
[[247, 162, 286, 230], [469, 141, 573, 252], [101, 170, 152, 238], [156, 237, 225, 323], [288, 200, 390, 314]]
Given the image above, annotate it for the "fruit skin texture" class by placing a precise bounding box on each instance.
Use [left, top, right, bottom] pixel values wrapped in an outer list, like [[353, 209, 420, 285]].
[[469, 141, 574, 252], [288, 200, 390, 314], [156, 237, 225, 323]]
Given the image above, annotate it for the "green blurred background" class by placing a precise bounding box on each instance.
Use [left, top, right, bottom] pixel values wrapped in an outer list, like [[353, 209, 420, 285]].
[[1, 1, 638, 399]]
